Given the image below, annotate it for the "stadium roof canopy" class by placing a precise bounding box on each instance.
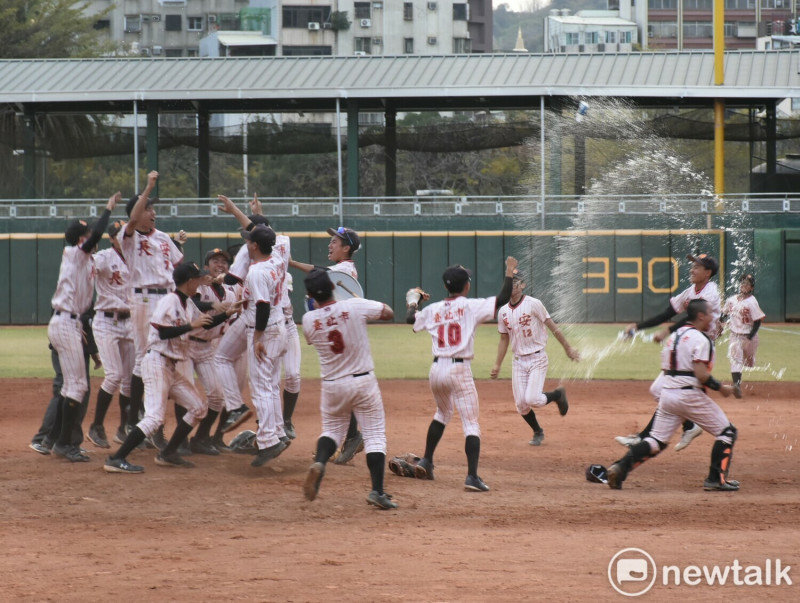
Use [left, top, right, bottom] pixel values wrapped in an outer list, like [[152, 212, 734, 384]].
[[1, 50, 798, 114]]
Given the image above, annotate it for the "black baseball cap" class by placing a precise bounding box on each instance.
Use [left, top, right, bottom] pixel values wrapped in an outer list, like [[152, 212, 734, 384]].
[[687, 253, 719, 277], [512, 269, 525, 281], [241, 224, 276, 248], [248, 215, 270, 227], [327, 226, 361, 252], [304, 268, 334, 301], [740, 273, 755, 288], [107, 220, 125, 238], [204, 247, 231, 266], [442, 265, 471, 293], [65, 219, 90, 245], [173, 261, 208, 286], [125, 194, 156, 217]]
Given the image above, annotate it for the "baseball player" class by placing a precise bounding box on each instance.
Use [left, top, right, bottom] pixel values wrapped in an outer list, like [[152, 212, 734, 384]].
[[490, 269, 579, 445], [290, 226, 363, 464], [721, 274, 765, 388], [616, 253, 722, 452], [46, 192, 118, 462], [405, 257, 517, 492], [301, 269, 397, 510], [119, 171, 184, 449], [606, 299, 741, 491], [87, 220, 135, 449], [237, 224, 290, 467], [103, 262, 238, 473], [280, 271, 301, 440]]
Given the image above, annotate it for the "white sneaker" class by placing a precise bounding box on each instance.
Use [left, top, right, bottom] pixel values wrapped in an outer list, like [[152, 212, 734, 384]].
[[674, 424, 703, 451], [614, 434, 641, 447]]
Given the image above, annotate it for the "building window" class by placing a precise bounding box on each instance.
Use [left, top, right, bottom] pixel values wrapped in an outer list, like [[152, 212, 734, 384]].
[[282, 45, 333, 56], [186, 48, 199, 57], [453, 3, 468, 20], [404, 37, 414, 53], [648, 0, 677, 8], [565, 32, 580, 45], [354, 2, 371, 19], [282, 6, 332, 28], [684, 0, 712, 8], [372, 1, 383, 9], [124, 15, 142, 33], [93, 19, 110, 30], [165, 48, 183, 57], [453, 38, 471, 53], [404, 2, 413, 20], [354, 37, 372, 53], [585, 32, 599, 44], [187, 16, 203, 31], [620, 31, 632, 43], [605, 31, 616, 43], [683, 20, 713, 38], [165, 15, 182, 31], [649, 21, 678, 38]]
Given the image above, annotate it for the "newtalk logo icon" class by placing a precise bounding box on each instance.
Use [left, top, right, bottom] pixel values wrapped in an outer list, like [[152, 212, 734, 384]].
[[608, 548, 792, 597]]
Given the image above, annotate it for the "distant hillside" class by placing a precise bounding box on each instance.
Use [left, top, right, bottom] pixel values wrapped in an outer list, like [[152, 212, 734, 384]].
[[493, 1, 607, 53]]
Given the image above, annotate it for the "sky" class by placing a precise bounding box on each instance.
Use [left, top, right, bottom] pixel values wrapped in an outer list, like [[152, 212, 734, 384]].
[[495, 0, 552, 12]]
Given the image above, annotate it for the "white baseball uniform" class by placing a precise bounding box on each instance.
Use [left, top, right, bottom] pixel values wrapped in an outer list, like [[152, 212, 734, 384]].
[[497, 295, 552, 414], [413, 295, 497, 437], [330, 260, 357, 279], [281, 272, 301, 395], [647, 326, 732, 449], [48, 245, 96, 402], [302, 298, 388, 453], [118, 228, 183, 376], [93, 247, 134, 398], [138, 292, 206, 438], [242, 255, 288, 450], [723, 293, 765, 372]]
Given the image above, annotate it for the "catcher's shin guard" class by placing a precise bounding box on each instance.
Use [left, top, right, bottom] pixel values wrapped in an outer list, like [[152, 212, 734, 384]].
[[616, 439, 660, 473], [708, 424, 738, 483]]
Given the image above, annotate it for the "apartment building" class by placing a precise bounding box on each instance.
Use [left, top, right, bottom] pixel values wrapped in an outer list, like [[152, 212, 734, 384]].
[[544, 8, 638, 53]]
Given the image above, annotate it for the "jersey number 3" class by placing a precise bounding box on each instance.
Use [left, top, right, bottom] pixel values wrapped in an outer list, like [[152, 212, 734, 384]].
[[327, 329, 345, 354], [436, 323, 462, 348]]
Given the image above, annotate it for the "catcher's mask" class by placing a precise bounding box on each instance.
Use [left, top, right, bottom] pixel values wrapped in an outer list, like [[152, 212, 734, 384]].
[[585, 464, 608, 484]]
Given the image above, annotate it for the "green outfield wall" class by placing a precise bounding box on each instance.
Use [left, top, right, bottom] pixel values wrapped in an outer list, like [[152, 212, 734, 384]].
[[0, 229, 790, 325]]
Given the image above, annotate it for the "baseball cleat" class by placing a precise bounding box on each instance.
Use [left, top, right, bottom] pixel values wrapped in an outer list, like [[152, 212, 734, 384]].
[[733, 384, 743, 399], [464, 475, 490, 492], [190, 436, 220, 456], [103, 457, 144, 474], [703, 479, 740, 491], [416, 457, 435, 480], [88, 424, 110, 449], [222, 405, 253, 433], [284, 421, 296, 440], [29, 441, 52, 455], [674, 424, 703, 451], [554, 387, 569, 416], [212, 433, 233, 453], [614, 434, 642, 447], [113, 426, 126, 445], [250, 441, 288, 467], [303, 462, 326, 501], [53, 443, 90, 462], [155, 452, 195, 468], [606, 463, 624, 490], [366, 491, 398, 510], [147, 425, 169, 452], [529, 430, 545, 446], [334, 432, 364, 465]]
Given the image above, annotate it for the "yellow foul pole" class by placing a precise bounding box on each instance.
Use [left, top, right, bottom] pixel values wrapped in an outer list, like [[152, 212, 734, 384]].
[[714, 0, 725, 199]]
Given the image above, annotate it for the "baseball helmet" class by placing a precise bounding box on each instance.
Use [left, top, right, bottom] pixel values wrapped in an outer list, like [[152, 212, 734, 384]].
[[229, 429, 258, 454], [585, 464, 609, 484]]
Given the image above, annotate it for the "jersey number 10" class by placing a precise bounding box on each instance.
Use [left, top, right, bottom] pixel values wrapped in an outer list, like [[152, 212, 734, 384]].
[[436, 323, 462, 348]]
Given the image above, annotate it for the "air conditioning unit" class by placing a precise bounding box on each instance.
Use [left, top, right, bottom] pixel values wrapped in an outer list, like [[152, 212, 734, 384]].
[[372, 37, 382, 45], [427, 36, 437, 45], [427, 2, 438, 10], [308, 22, 321, 30], [140, 47, 151, 56], [151, 15, 161, 22], [323, 22, 333, 29], [354, 50, 367, 56], [208, 14, 217, 23], [360, 18, 371, 27], [152, 45, 163, 55], [597, 43, 605, 51], [141, 15, 151, 22]]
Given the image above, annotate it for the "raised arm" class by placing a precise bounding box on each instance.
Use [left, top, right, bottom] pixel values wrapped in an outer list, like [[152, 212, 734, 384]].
[[125, 171, 158, 235], [81, 192, 119, 252], [218, 195, 254, 231], [494, 256, 518, 311]]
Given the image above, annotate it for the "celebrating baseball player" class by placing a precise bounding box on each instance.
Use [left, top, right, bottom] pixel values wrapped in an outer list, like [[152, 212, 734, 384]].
[[290, 226, 363, 465], [404, 256, 517, 492], [301, 268, 397, 510], [606, 299, 741, 491], [119, 171, 184, 449], [103, 262, 239, 473], [490, 269, 579, 445], [721, 274, 765, 388], [616, 253, 722, 452], [87, 220, 135, 449], [45, 192, 118, 462]]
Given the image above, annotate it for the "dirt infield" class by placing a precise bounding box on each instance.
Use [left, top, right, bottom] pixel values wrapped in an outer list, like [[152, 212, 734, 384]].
[[1, 378, 798, 602]]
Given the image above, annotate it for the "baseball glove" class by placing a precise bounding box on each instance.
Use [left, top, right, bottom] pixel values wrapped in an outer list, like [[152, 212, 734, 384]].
[[229, 429, 258, 454], [388, 452, 427, 479], [405, 287, 430, 307]]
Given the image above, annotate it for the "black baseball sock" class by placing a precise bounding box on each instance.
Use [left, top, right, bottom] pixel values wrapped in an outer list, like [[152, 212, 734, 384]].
[[423, 420, 446, 462], [112, 426, 146, 460], [522, 410, 542, 432], [118, 394, 130, 429], [366, 452, 386, 494], [47, 396, 65, 443], [682, 419, 695, 432], [732, 372, 742, 386], [544, 390, 559, 403], [638, 413, 656, 439], [213, 409, 229, 440], [174, 402, 187, 423], [465, 435, 480, 477], [162, 419, 194, 456], [195, 409, 219, 440], [345, 413, 359, 440], [283, 390, 299, 423], [93, 388, 114, 426], [127, 375, 144, 428], [314, 436, 338, 464], [58, 397, 82, 446]]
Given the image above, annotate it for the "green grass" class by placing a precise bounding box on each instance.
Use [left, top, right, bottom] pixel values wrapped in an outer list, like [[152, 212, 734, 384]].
[[2, 323, 798, 382]]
